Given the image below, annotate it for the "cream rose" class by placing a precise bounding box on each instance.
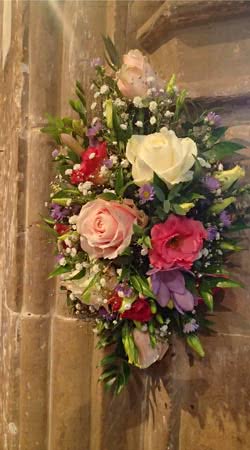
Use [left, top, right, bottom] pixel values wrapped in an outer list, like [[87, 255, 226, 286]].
[[117, 49, 162, 98], [76, 199, 137, 259], [126, 128, 197, 187]]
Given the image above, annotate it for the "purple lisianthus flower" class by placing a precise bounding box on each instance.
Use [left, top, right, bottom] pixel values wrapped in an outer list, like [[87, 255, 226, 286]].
[[151, 270, 194, 314], [52, 149, 59, 158], [98, 307, 116, 321], [206, 111, 221, 128], [219, 211, 232, 227], [202, 176, 220, 191], [86, 120, 103, 146], [207, 225, 217, 241], [91, 57, 102, 68], [50, 203, 70, 221], [139, 184, 155, 204], [183, 319, 199, 334]]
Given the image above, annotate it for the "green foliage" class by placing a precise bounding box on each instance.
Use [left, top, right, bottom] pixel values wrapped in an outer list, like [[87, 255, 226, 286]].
[[130, 274, 156, 300], [102, 35, 121, 70], [99, 353, 131, 395], [186, 335, 205, 357], [203, 141, 244, 161], [48, 265, 71, 279], [122, 322, 138, 365]]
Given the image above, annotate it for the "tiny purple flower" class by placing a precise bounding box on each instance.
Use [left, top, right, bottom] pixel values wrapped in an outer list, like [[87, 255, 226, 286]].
[[98, 307, 116, 321], [206, 112, 221, 128], [50, 203, 69, 221], [202, 176, 220, 191], [183, 319, 199, 334], [115, 284, 133, 298], [220, 211, 232, 227], [103, 159, 113, 169], [139, 184, 155, 204], [86, 120, 103, 146], [207, 225, 217, 241], [91, 57, 102, 68], [52, 149, 59, 158]]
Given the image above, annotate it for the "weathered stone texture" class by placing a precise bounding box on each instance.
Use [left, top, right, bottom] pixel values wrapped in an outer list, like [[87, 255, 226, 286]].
[[1, 1, 250, 449]]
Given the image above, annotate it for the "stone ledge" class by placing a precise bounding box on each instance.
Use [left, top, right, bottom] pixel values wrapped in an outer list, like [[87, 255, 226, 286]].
[[137, 0, 250, 53]]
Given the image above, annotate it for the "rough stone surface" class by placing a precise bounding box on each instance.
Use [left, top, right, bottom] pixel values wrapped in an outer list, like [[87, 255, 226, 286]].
[[1, 1, 250, 449]]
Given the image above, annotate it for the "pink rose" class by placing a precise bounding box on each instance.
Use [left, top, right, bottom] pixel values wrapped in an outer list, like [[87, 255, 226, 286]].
[[76, 199, 137, 259], [117, 49, 162, 98], [149, 214, 207, 270]]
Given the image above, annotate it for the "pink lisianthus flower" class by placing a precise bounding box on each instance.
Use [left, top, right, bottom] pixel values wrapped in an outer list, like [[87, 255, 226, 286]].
[[76, 199, 137, 259], [149, 214, 207, 270]]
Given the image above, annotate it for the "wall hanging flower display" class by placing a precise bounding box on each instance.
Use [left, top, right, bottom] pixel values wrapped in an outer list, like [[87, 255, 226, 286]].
[[41, 37, 249, 394]]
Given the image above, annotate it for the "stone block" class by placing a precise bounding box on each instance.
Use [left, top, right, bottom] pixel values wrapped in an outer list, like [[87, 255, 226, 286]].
[[19, 314, 50, 450]]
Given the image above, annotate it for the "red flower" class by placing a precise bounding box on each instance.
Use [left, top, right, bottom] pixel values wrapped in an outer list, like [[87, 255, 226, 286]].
[[121, 298, 152, 322], [108, 292, 122, 312], [54, 223, 70, 235], [70, 142, 107, 185], [149, 214, 207, 270]]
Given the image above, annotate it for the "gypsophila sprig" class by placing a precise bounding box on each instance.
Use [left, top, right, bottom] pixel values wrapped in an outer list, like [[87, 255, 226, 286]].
[[41, 37, 247, 394]]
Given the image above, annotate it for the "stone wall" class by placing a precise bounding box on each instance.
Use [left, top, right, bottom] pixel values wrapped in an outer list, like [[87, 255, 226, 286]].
[[0, 1, 250, 449]]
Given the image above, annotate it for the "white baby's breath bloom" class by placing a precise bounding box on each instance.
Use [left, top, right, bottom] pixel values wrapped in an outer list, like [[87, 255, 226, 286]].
[[66, 247, 71, 254], [149, 101, 157, 112], [121, 159, 129, 168], [114, 98, 125, 107], [165, 110, 174, 118], [133, 96, 143, 108], [59, 257, 67, 266], [66, 199, 72, 206], [135, 120, 143, 128], [94, 91, 100, 99], [218, 163, 224, 171], [116, 268, 122, 276], [69, 293, 75, 300], [69, 215, 78, 224], [92, 264, 100, 274], [75, 263, 83, 271], [100, 165, 109, 177], [73, 164, 81, 170], [70, 248, 77, 257], [141, 246, 148, 256], [65, 168, 73, 176], [121, 112, 129, 120], [100, 85, 109, 94], [147, 76, 155, 83], [110, 155, 118, 165], [90, 83, 95, 90], [120, 123, 128, 130], [90, 102, 97, 110], [150, 116, 157, 125], [100, 278, 106, 287]]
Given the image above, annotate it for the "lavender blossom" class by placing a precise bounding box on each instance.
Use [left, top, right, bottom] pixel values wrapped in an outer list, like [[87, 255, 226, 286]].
[[52, 149, 59, 158], [91, 57, 102, 68], [86, 120, 103, 146], [151, 270, 194, 314], [206, 112, 221, 128], [220, 211, 232, 227], [50, 203, 70, 221], [183, 319, 199, 334], [138, 184, 155, 204], [207, 225, 218, 241], [202, 176, 220, 191], [115, 284, 133, 298]]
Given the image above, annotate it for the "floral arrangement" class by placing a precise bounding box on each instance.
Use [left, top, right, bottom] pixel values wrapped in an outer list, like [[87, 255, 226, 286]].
[[42, 37, 248, 394]]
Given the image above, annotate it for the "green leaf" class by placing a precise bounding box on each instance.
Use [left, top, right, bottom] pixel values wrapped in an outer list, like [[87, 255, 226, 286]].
[[209, 126, 228, 144], [153, 173, 168, 197], [48, 265, 71, 279], [99, 353, 118, 367], [163, 200, 171, 213], [209, 196, 236, 214], [122, 322, 138, 365], [166, 74, 176, 95], [82, 272, 101, 303], [130, 274, 156, 299], [102, 35, 121, 69], [133, 223, 145, 236], [68, 269, 86, 280], [115, 167, 124, 195], [200, 284, 214, 311], [186, 335, 205, 357], [203, 141, 244, 161], [171, 203, 187, 215], [98, 192, 118, 201]]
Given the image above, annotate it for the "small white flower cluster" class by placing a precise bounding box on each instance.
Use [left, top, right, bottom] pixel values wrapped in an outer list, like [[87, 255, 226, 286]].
[[156, 318, 171, 338], [78, 181, 93, 196]]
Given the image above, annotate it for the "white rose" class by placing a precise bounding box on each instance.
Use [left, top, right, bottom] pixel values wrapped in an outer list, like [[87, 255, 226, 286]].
[[126, 128, 197, 187]]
